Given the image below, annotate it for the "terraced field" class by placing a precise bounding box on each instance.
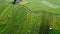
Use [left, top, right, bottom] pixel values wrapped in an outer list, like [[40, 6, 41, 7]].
[[0, 0, 60, 34]]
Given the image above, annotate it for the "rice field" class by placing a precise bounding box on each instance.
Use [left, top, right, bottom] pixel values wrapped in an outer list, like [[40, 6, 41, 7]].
[[0, 0, 60, 34]]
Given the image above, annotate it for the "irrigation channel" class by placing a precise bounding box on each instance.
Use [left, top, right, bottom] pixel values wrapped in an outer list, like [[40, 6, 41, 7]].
[[0, 3, 60, 34]]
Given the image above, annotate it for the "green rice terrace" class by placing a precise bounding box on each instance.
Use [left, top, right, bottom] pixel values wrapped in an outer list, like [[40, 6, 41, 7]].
[[0, 0, 60, 34]]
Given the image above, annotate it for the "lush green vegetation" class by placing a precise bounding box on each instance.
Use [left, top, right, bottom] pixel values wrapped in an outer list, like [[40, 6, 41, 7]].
[[0, 0, 60, 34]]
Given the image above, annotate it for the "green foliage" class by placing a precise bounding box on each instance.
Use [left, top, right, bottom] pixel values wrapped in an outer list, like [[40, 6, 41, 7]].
[[0, 0, 60, 34]]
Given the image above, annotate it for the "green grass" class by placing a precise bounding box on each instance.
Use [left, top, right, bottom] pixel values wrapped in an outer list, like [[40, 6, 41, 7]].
[[24, 0, 60, 14], [0, 0, 60, 34]]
